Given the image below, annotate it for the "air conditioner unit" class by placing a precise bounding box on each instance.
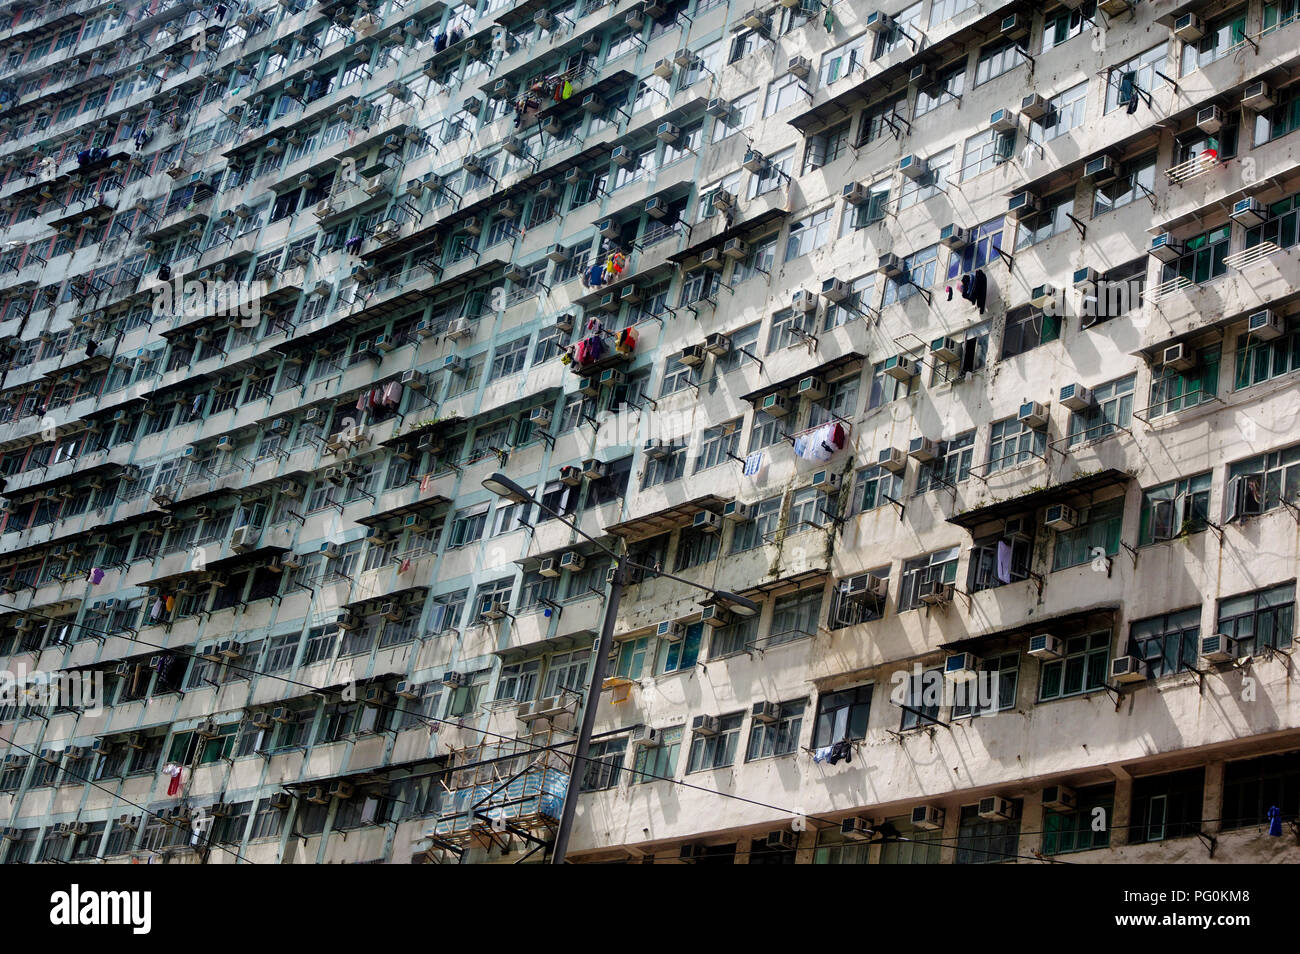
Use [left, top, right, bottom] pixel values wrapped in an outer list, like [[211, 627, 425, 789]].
[[751, 701, 779, 724], [1161, 342, 1196, 372], [989, 107, 1018, 132], [656, 620, 684, 641], [1173, 13, 1205, 41], [1196, 104, 1224, 134], [693, 510, 722, 532], [908, 437, 939, 462], [1029, 284, 1057, 310], [1007, 190, 1040, 218], [865, 10, 895, 32], [1042, 785, 1077, 811], [706, 98, 731, 118], [1083, 155, 1117, 182], [1230, 197, 1268, 228], [1200, 632, 1238, 663], [760, 393, 789, 417], [1058, 382, 1094, 411], [978, 796, 1016, 820], [1110, 655, 1145, 684], [944, 652, 980, 682], [1242, 81, 1274, 112], [700, 604, 732, 628], [877, 252, 904, 277], [911, 804, 944, 829], [937, 224, 971, 250], [1073, 266, 1100, 289], [930, 336, 961, 362], [1044, 503, 1078, 531], [691, 714, 720, 737], [882, 355, 917, 382], [710, 188, 736, 211], [722, 500, 752, 523], [1247, 309, 1284, 340], [581, 92, 604, 113], [898, 154, 928, 180], [841, 816, 875, 840], [446, 319, 474, 340], [1027, 633, 1063, 659], [1017, 400, 1049, 429], [918, 580, 953, 605], [878, 447, 907, 473], [786, 55, 811, 79]]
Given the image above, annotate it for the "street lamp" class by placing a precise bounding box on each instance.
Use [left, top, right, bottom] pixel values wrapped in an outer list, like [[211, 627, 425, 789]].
[[482, 472, 759, 862]]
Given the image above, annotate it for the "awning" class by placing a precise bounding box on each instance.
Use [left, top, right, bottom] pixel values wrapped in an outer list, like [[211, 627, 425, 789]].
[[740, 351, 867, 404], [947, 468, 1130, 531], [495, 626, 598, 664], [354, 494, 452, 528], [604, 494, 731, 539], [941, 603, 1121, 654], [736, 567, 829, 600], [669, 203, 788, 265]]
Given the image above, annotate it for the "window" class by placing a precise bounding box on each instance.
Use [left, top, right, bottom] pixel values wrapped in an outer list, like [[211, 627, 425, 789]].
[[659, 356, 700, 397], [898, 668, 942, 729], [1181, 7, 1246, 75], [641, 446, 687, 489], [490, 336, 529, 377], [855, 95, 906, 147], [899, 547, 960, 611], [1227, 445, 1300, 521], [803, 119, 851, 173], [953, 652, 1019, 718], [1129, 608, 1200, 679], [1052, 497, 1125, 570], [1034, 81, 1088, 143], [613, 636, 653, 681], [968, 533, 1032, 592], [447, 504, 489, 548], [1013, 192, 1074, 250], [729, 495, 781, 553], [708, 614, 759, 658], [1066, 375, 1134, 447], [748, 147, 793, 199], [823, 275, 875, 329], [915, 62, 965, 117], [1244, 191, 1300, 253], [581, 738, 626, 791], [783, 206, 834, 261], [1222, 751, 1300, 831], [1255, 90, 1300, 144], [1217, 583, 1295, 656], [1092, 153, 1156, 216], [1000, 305, 1061, 360], [711, 91, 757, 143], [1138, 473, 1211, 545], [870, 1, 920, 59], [882, 245, 939, 306], [867, 360, 914, 408], [812, 684, 872, 748], [987, 415, 1046, 473], [674, 528, 719, 572], [767, 307, 812, 352], [1105, 44, 1170, 114], [914, 431, 974, 494], [960, 128, 1014, 180], [745, 699, 805, 760], [955, 801, 1022, 864], [732, 237, 777, 286], [1235, 317, 1300, 390], [896, 149, 953, 210], [850, 465, 903, 515], [694, 419, 741, 472], [1042, 0, 1095, 50], [1160, 225, 1230, 286], [819, 36, 868, 86], [1042, 784, 1113, 856], [632, 725, 682, 782], [1131, 768, 1204, 842], [542, 648, 589, 698], [472, 578, 514, 621], [763, 73, 804, 117], [945, 218, 1005, 281], [974, 40, 1025, 86], [767, 588, 821, 646], [687, 712, 744, 772], [1039, 631, 1110, 700]]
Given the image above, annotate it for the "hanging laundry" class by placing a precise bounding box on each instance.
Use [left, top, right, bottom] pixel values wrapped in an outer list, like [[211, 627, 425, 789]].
[[996, 540, 1013, 585], [381, 381, 401, 406], [1269, 805, 1283, 837], [166, 763, 182, 797], [150, 598, 163, 621], [827, 739, 853, 765], [89, 567, 104, 585], [743, 453, 764, 477], [561, 79, 573, 100], [192, 394, 203, 416], [972, 269, 988, 314], [812, 746, 833, 764], [399, 558, 412, 574], [164, 595, 175, 614]]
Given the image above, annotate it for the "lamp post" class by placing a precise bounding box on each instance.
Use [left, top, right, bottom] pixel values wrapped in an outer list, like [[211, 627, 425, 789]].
[[482, 473, 757, 863]]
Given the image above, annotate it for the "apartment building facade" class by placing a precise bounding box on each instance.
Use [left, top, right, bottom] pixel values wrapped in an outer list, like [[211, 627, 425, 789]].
[[0, 0, 1297, 865]]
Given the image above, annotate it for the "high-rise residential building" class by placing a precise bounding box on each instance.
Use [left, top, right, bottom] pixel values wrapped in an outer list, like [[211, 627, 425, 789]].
[[0, 0, 1296, 865]]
